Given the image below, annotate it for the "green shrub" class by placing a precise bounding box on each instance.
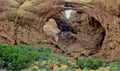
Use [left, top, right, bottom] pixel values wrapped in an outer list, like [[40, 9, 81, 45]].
[[76, 58, 103, 70], [37, 46, 52, 54], [108, 64, 119, 71], [117, 58, 120, 65], [38, 52, 67, 66], [37, 46, 67, 65], [54, 55, 67, 64], [76, 58, 85, 69], [36, 47, 68, 70], [0, 58, 4, 68], [0, 44, 39, 70]]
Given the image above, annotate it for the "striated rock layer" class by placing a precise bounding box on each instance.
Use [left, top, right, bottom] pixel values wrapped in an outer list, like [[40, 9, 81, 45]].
[[0, 0, 66, 46], [0, 0, 120, 62]]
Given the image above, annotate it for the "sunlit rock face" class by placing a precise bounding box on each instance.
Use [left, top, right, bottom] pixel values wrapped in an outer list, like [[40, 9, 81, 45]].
[[0, 0, 66, 46]]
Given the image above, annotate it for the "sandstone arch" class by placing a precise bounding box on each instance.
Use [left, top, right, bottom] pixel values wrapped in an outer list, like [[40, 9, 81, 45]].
[[0, 0, 120, 62]]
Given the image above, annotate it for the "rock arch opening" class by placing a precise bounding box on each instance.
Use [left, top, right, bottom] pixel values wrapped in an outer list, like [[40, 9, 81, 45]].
[[43, 6, 106, 58], [3, 0, 120, 61]]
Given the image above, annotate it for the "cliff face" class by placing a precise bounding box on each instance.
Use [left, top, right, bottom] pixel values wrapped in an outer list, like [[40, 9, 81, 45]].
[[0, 0, 120, 61], [0, 0, 66, 46], [67, 0, 120, 61]]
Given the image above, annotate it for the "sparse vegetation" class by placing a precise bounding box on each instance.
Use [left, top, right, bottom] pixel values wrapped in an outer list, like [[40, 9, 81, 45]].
[[0, 43, 120, 71], [0, 44, 69, 70], [76, 58, 103, 70], [36, 46, 68, 70], [37, 46, 67, 64]]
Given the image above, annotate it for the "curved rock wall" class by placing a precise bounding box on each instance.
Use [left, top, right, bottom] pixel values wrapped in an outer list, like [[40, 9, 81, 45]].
[[0, 0, 66, 46], [0, 0, 120, 62]]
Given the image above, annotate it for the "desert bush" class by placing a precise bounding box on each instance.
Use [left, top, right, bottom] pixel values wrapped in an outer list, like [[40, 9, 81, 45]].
[[0, 44, 39, 70], [76, 58, 103, 70], [108, 64, 119, 71], [36, 46, 68, 70], [37, 46, 52, 54], [37, 46, 67, 64], [117, 58, 120, 65]]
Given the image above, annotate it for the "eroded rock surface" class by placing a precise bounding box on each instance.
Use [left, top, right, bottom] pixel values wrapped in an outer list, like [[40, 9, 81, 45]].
[[0, 0, 66, 46], [0, 0, 120, 62]]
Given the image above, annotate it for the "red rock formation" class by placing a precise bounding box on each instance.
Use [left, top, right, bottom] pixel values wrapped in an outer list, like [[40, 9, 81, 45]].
[[0, 0, 120, 62]]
